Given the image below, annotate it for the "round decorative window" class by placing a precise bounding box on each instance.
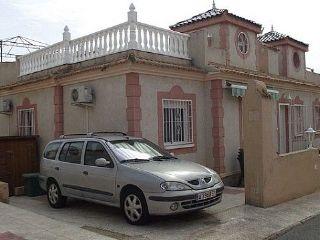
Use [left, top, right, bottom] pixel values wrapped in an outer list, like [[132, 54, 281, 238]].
[[293, 52, 301, 69], [237, 32, 249, 55]]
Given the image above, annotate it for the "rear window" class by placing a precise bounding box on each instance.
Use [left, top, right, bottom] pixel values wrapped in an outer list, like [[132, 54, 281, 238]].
[[44, 142, 62, 160]]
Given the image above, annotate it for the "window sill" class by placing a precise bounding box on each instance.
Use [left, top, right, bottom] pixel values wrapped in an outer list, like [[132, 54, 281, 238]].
[[164, 143, 195, 150]]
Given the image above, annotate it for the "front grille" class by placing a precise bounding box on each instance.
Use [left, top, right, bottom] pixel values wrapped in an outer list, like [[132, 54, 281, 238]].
[[181, 189, 223, 210], [188, 177, 212, 186]]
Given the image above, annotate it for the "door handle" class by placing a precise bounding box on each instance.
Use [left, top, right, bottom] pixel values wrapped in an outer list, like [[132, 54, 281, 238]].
[[83, 171, 88, 176], [54, 167, 60, 171]]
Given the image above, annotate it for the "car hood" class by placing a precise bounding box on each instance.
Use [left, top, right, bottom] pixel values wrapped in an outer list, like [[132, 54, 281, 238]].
[[123, 159, 214, 182]]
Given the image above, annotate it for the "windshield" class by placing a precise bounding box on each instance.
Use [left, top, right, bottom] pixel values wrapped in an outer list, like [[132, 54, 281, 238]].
[[108, 139, 173, 162]]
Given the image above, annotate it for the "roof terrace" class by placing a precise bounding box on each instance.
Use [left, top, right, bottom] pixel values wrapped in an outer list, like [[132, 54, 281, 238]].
[[18, 4, 190, 76]]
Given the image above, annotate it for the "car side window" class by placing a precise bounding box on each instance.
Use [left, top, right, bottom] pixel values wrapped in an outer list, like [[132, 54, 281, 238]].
[[84, 141, 112, 167], [59, 142, 84, 164], [44, 142, 61, 160]]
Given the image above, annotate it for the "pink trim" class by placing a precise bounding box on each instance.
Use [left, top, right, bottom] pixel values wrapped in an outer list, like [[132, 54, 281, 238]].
[[277, 94, 291, 153], [16, 97, 38, 135], [292, 96, 304, 105], [211, 80, 225, 174], [157, 85, 197, 155], [54, 85, 64, 138], [126, 73, 142, 137]]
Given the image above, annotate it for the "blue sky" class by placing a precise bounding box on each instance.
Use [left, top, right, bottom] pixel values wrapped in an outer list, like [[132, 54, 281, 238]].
[[0, 0, 319, 72]]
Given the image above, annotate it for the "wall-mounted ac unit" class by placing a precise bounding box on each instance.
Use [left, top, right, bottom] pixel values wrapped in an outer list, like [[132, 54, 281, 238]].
[[70, 86, 94, 104], [0, 99, 12, 113]]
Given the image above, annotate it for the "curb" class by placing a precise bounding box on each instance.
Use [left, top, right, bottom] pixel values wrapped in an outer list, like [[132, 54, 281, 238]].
[[264, 214, 320, 240]]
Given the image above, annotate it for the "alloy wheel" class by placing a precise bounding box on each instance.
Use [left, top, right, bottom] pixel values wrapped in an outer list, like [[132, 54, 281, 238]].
[[48, 183, 59, 205], [124, 194, 143, 222]]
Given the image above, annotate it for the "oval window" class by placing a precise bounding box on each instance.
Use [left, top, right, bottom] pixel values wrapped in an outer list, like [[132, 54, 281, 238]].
[[293, 52, 301, 69], [237, 32, 249, 55]]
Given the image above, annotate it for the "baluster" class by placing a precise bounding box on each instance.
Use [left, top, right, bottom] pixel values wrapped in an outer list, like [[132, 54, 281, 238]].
[[124, 25, 129, 49], [94, 35, 98, 56], [149, 30, 154, 51], [119, 27, 123, 51], [183, 37, 188, 57], [178, 37, 183, 56], [154, 30, 159, 52], [137, 25, 142, 50], [143, 27, 148, 50], [103, 32, 108, 54], [114, 30, 117, 52], [108, 32, 112, 53], [174, 35, 179, 56], [159, 32, 164, 53]]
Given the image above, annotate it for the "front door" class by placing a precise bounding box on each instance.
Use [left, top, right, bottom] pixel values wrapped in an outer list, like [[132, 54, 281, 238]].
[[80, 140, 116, 203], [279, 105, 289, 154]]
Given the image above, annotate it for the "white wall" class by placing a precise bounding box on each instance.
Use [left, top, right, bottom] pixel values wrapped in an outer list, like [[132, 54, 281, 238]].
[[63, 75, 127, 135]]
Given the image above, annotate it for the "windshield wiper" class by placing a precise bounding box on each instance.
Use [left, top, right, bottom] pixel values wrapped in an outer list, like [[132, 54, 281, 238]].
[[151, 155, 178, 161], [120, 158, 150, 164]]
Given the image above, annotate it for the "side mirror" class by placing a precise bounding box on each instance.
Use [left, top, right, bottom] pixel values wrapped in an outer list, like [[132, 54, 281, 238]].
[[95, 158, 111, 167]]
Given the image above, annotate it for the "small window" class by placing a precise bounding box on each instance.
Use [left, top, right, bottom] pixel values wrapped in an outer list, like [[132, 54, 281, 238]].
[[44, 142, 62, 160], [59, 142, 84, 164], [84, 141, 112, 166], [18, 108, 35, 136], [163, 99, 193, 146], [237, 32, 249, 55], [293, 52, 300, 69]]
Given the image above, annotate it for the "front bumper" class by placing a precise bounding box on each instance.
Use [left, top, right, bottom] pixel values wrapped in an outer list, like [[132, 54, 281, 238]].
[[146, 181, 224, 215]]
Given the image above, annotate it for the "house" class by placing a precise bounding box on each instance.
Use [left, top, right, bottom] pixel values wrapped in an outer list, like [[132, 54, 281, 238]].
[[1, 3, 320, 184]]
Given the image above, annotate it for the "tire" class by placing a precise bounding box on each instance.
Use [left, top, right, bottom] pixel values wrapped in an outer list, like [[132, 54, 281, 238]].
[[122, 188, 150, 225], [47, 181, 67, 209]]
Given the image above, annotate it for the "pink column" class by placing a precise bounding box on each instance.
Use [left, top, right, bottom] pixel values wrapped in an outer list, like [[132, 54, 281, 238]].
[[54, 85, 64, 138], [211, 79, 226, 174], [126, 73, 142, 137]]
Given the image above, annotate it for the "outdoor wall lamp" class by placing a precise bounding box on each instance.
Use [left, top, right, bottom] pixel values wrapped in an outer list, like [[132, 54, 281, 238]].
[[305, 126, 316, 149]]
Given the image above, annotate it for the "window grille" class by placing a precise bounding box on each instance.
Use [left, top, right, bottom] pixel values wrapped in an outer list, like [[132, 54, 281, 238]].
[[292, 105, 304, 136], [163, 99, 193, 147], [18, 108, 35, 136], [314, 106, 320, 131]]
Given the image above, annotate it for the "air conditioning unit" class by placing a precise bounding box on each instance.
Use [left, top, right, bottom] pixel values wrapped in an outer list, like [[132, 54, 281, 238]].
[[0, 99, 12, 113], [70, 86, 94, 104]]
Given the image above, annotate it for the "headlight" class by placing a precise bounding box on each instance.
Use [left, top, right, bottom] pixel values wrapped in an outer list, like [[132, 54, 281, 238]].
[[212, 172, 222, 183], [160, 182, 191, 191]]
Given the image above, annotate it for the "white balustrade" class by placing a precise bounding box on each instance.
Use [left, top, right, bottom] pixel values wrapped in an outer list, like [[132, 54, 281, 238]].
[[19, 5, 190, 76]]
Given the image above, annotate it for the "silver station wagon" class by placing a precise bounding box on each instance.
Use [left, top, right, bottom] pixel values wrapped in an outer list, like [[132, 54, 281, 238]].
[[40, 132, 224, 225]]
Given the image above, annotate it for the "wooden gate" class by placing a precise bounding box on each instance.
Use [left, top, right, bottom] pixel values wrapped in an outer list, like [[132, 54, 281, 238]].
[[0, 136, 39, 195]]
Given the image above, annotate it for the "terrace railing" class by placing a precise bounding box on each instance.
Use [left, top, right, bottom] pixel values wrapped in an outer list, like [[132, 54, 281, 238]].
[[19, 4, 190, 76]]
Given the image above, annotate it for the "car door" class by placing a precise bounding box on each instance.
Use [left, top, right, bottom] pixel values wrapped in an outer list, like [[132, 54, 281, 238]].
[[57, 141, 86, 197], [80, 140, 117, 202]]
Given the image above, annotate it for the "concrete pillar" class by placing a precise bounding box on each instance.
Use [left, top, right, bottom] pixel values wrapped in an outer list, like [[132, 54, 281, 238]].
[[243, 80, 277, 207]]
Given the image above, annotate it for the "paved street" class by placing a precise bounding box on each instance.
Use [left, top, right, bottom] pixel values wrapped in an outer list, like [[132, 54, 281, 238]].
[[276, 215, 320, 240], [7, 190, 320, 240]]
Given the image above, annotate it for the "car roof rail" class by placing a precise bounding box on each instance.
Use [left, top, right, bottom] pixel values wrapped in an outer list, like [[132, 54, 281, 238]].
[[59, 133, 91, 139], [88, 131, 127, 136]]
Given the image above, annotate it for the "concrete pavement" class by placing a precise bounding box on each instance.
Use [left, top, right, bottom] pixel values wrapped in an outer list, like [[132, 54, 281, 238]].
[[0, 202, 114, 240], [4, 189, 320, 240]]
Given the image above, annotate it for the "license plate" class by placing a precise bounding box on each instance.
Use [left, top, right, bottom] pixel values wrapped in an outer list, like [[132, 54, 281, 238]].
[[197, 190, 216, 201]]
